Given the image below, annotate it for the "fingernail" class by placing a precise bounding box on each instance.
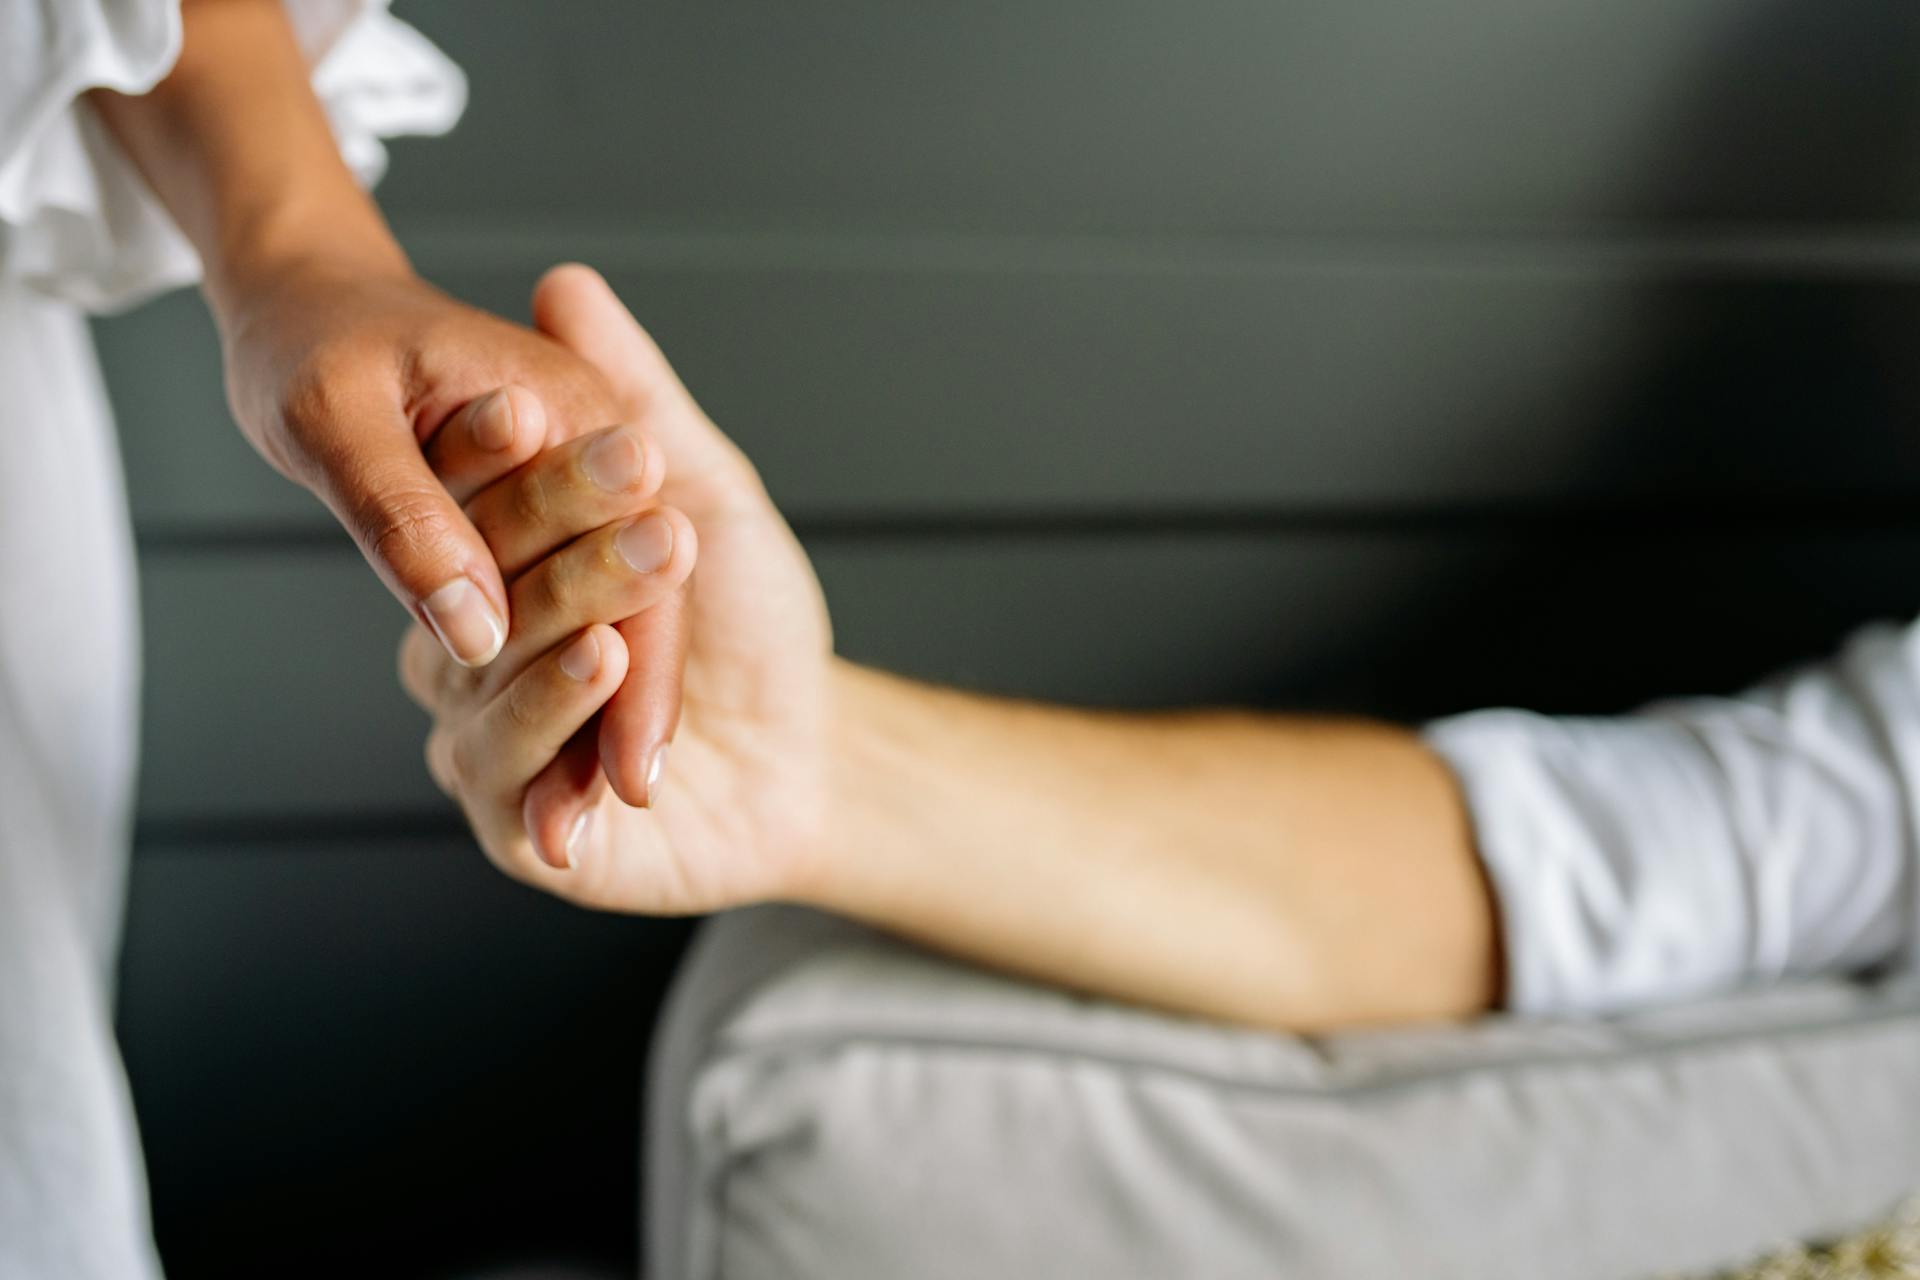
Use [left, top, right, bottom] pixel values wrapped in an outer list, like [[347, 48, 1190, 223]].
[[583, 428, 645, 493], [564, 808, 593, 866], [421, 577, 505, 667], [644, 743, 669, 808], [470, 389, 516, 451], [616, 514, 674, 574], [558, 629, 600, 681]]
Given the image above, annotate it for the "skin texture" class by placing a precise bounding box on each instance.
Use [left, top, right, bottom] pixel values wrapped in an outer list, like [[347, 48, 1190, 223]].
[[406, 265, 831, 903], [87, 0, 682, 808], [405, 266, 1505, 1033], [99, 0, 1501, 1033]]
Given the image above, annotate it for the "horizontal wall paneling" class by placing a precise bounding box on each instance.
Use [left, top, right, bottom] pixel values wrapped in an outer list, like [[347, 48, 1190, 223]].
[[138, 531, 1920, 826]]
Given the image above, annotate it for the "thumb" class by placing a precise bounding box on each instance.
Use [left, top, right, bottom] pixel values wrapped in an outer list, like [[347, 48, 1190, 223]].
[[304, 411, 509, 668], [530, 263, 673, 411], [531, 263, 752, 504]]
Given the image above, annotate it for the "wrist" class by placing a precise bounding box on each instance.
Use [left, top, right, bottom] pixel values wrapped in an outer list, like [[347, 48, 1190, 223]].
[[784, 659, 998, 930], [205, 194, 414, 329], [779, 659, 904, 914]]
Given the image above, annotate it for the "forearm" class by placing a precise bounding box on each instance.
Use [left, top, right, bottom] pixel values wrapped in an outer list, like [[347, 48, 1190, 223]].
[[87, 0, 410, 322], [800, 662, 1501, 1031]]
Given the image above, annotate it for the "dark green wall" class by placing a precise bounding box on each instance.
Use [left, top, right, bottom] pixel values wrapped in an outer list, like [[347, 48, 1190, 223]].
[[98, 2, 1920, 1273]]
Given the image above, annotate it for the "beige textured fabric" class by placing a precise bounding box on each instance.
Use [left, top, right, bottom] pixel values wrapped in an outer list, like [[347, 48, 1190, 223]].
[[1696, 1197, 1920, 1279], [649, 907, 1920, 1280]]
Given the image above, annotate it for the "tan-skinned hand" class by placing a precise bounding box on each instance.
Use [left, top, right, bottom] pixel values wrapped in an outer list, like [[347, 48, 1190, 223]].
[[221, 260, 688, 807]]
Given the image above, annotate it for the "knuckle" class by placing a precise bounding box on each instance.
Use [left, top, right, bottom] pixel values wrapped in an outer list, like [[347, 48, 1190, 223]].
[[277, 349, 339, 430], [500, 674, 545, 735], [533, 553, 583, 618], [511, 466, 555, 529], [267, 362, 363, 489], [358, 488, 462, 578], [279, 338, 386, 443]]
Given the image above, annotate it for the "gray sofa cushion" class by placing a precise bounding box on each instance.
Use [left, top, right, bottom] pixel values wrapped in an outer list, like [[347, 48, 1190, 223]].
[[647, 907, 1920, 1280]]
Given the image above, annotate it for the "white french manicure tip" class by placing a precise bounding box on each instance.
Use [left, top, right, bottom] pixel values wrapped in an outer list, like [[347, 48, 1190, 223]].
[[564, 809, 592, 866]]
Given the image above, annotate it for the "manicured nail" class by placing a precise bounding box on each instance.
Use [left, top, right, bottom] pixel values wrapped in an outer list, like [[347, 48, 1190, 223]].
[[564, 808, 593, 866], [615, 514, 674, 574], [421, 576, 505, 667], [583, 428, 645, 493], [470, 389, 516, 451], [644, 743, 669, 808], [558, 629, 600, 681]]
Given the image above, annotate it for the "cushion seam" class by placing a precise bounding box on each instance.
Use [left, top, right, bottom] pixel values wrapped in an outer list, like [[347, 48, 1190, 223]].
[[708, 995, 1920, 1106]]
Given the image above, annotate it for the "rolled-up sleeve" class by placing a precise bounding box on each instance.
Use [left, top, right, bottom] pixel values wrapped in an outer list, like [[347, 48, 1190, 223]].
[[1428, 621, 1920, 1016], [0, 0, 464, 311]]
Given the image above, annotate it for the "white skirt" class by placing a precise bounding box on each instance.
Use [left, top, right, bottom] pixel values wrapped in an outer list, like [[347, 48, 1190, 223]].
[[0, 286, 157, 1278], [0, 6, 460, 1272]]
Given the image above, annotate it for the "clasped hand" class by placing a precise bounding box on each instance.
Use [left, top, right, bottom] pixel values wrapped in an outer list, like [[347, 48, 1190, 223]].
[[397, 266, 833, 914]]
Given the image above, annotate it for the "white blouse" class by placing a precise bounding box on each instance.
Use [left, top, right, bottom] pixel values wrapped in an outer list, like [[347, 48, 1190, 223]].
[[0, 0, 464, 310]]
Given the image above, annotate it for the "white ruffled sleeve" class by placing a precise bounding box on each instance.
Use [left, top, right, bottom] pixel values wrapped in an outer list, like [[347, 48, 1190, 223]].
[[0, 0, 464, 312]]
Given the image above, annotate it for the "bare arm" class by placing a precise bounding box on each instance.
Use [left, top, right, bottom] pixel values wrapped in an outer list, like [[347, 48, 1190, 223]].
[[90, 0, 685, 809], [810, 665, 1500, 1029], [404, 267, 1504, 1034], [408, 268, 1918, 1031]]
